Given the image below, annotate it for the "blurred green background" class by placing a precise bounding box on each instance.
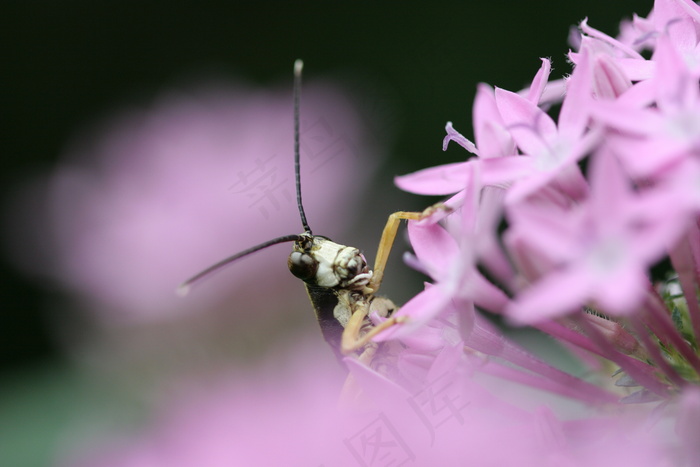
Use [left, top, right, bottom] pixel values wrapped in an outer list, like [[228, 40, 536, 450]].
[[1, 2, 649, 466]]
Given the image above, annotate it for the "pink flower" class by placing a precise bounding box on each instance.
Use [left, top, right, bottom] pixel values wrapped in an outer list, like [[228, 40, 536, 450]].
[[394, 78, 519, 197], [493, 52, 594, 204], [384, 3, 700, 458], [396, 52, 598, 205], [594, 34, 700, 178], [506, 146, 684, 322]]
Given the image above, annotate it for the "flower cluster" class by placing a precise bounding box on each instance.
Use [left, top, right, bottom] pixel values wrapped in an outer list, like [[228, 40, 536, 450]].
[[361, 0, 700, 461]]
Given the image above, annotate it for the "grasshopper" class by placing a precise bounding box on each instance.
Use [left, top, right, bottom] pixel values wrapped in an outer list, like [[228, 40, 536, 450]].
[[180, 60, 431, 371]]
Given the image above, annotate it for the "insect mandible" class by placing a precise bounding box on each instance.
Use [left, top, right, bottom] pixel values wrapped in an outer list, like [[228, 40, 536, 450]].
[[179, 60, 438, 371]]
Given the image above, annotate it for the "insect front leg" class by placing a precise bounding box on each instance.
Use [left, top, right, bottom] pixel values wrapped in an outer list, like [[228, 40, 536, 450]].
[[342, 203, 450, 356], [368, 204, 450, 294]]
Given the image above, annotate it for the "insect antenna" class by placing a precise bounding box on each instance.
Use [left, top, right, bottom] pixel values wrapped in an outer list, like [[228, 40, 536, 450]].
[[293, 59, 312, 235], [178, 60, 311, 296], [177, 234, 301, 296]]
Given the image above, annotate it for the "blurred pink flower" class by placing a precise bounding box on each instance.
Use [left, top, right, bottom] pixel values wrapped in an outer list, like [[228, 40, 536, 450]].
[[60, 340, 677, 467], [9, 79, 381, 323]]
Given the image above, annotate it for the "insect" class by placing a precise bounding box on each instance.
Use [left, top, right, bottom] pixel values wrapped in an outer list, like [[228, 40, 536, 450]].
[[179, 60, 434, 372]]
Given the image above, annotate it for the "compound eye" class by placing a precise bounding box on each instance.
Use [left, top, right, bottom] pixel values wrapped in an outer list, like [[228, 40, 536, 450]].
[[287, 251, 318, 281]]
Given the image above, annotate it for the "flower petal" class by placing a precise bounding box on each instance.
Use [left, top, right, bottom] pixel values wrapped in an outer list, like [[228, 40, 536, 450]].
[[395, 161, 471, 195]]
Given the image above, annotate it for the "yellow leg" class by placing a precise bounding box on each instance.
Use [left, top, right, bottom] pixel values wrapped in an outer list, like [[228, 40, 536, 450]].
[[344, 316, 408, 354], [341, 301, 369, 355], [341, 203, 449, 356], [369, 204, 449, 293], [341, 300, 408, 355]]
